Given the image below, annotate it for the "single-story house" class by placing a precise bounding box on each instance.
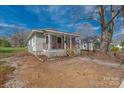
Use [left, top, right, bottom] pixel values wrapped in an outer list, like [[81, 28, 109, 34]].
[[27, 29, 81, 58], [80, 36, 101, 51]]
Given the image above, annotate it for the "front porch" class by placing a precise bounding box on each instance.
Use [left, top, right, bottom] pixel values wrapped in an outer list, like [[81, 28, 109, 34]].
[[42, 33, 80, 57]]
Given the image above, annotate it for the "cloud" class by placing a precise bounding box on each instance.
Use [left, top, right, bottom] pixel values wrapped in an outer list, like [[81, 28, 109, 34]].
[[66, 24, 74, 27], [2, 6, 25, 21], [75, 22, 98, 38], [0, 23, 16, 28], [25, 6, 51, 15], [24, 6, 41, 14], [24, 6, 98, 26], [93, 26, 100, 30], [48, 6, 61, 12], [83, 6, 97, 14], [0, 6, 104, 37], [47, 6, 70, 24], [0, 22, 30, 37], [0, 22, 29, 30]]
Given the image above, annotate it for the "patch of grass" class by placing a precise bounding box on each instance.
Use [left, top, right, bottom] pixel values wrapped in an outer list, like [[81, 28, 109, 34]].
[[0, 47, 27, 58], [0, 66, 15, 74], [0, 47, 27, 53]]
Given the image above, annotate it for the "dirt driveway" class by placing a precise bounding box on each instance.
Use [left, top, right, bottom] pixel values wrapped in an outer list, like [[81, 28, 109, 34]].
[[3, 53, 124, 88]]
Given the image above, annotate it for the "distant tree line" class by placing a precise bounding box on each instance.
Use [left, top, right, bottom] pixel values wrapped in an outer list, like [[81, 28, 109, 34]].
[[0, 30, 30, 47], [9, 30, 30, 47], [0, 37, 11, 47]]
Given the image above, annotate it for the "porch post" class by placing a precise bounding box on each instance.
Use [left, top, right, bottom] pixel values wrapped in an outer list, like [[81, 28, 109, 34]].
[[79, 38, 81, 49], [48, 34, 51, 50], [43, 34, 46, 50], [64, 35, 66, 49], [70, 36, 72, 48]]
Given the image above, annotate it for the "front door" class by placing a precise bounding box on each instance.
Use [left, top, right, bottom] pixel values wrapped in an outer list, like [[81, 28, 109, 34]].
[[57, 37, 62, 48]]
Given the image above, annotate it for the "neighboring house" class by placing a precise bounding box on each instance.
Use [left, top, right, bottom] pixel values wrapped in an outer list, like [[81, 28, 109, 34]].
[[27, 29, 81, 58], [80, 36, 100, 51], [116, 44, 123, 49]]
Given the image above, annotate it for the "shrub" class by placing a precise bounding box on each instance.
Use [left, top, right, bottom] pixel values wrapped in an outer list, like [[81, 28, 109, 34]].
[[111, 45, 120, 52]]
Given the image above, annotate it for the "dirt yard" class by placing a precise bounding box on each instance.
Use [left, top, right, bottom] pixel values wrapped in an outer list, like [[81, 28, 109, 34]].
[[2, 52, 124, 88]]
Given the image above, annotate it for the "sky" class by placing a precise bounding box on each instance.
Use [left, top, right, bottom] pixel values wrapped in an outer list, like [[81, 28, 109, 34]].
[[0, 5, 123, 38]]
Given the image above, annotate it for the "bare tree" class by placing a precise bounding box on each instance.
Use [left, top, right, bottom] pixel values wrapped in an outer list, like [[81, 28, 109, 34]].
[[10, 30, 30, 47], [80, 5, 124, 53], [100, 5, 124, 52], [76, 22, 96, 39]]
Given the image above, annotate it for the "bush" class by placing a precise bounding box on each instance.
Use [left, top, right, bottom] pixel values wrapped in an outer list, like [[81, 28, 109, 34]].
[[111, 46, 120, 52]]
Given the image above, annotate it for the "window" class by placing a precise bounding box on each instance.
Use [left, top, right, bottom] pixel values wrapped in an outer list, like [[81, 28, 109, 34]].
[[66, 36, 70, 48], [43, 36, 48, 50], [46, 36, 48, 44], [72, 37, 76, 48], [52, 35, 57, 49], [51, 35, 64, 49], [58, 37, 62, 48]]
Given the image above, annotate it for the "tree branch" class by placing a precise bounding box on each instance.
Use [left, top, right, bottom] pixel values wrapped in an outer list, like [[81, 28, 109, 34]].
[[80, 17, 103, 25], [107, 5, 124, 26]]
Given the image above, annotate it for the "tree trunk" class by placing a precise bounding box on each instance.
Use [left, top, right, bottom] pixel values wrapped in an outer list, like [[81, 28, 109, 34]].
[[99, 5, 109, 53], [100, 30, 110, 53], [107, 5, 115, 52], [100, 5, 115, 53]]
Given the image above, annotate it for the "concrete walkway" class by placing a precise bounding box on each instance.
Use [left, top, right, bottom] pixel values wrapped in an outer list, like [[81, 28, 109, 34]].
[[78, 57, 124, 88], [119, 79, 124, 88], [78, 57, 124, 69]]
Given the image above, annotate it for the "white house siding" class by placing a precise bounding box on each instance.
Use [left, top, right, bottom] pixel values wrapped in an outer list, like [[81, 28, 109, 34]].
[[80, 42, 94, 51], [88, 43, 94, 51], [32, 35, 36, 51], [80, 43, 86, 50], [35, 32, 45, 55], [27, 39, 32, 52], [28, 35, 36, 54]]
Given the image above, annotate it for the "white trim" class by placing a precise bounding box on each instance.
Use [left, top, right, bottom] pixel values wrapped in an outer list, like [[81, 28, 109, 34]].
[[64, 35, 66, 49], [32, 38, 33, 47], [35, 32, 37, 51], [27, 29, 80, 40], [43, 29, 80, 36], [70, 36, 72, 48], [48, 34, 51, 50], [28, 40, 30, 45], [27, 30, 44, 40]]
